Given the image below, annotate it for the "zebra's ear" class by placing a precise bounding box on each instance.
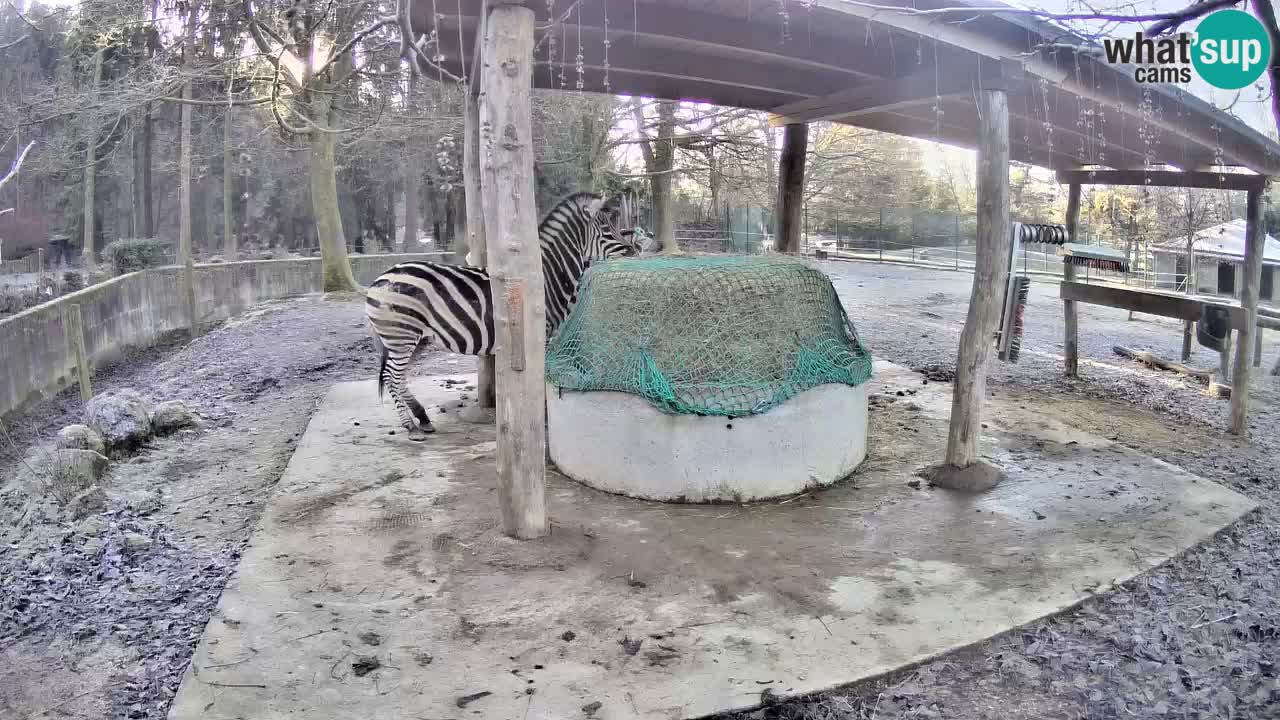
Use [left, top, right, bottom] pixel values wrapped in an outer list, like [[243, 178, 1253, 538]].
[[583, 196, 607, 218]]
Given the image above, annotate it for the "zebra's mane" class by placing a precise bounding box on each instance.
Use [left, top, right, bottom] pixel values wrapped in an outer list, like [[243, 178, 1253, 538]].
[[538, 192, 606, 252]]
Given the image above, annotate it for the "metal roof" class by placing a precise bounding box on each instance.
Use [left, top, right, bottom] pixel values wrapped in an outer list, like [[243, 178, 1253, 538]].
[[1152, 219, 1280, 264], [412, 0, 1280, 176]]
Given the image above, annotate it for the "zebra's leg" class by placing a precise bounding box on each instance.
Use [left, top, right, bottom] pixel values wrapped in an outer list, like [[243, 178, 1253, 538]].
[[382, 345, 435, 440]]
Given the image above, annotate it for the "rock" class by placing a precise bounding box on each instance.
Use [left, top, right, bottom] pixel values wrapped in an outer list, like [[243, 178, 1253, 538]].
[[123, 531, 153, 550], [76, 516, 108, 537], [82, 538, 105, 556], [57, 424, 106, 455], [66, 485, 108, 519], [87, 390, 154, 451], [113, 489, 162, 514], [16, 448, 110, 504], [152, 400, 197, 434]]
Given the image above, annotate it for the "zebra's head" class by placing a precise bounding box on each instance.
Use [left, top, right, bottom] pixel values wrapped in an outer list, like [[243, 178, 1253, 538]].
[[578, 191, 647, 260], [586, 190, 655, 257]]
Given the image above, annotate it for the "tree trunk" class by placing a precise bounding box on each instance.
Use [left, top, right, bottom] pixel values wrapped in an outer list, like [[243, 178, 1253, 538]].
[[309, 94, 359, 292], [1063, 183, 1081, 376], [223, 98, 237, 260], [401, 73, 421, 252], [82, 48, 106, 266], [942, 85, 1010, 474], [464, 96, 496, 408], [775, 123, 808, 254], [179, 79, 195, 265], [479, 4, 547, 539], [1230, 189, 1265, 433], [142, 106, 154, 237]]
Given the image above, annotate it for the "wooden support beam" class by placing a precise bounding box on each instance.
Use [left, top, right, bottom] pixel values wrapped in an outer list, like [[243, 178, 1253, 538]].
[[1254, 328, 1263, 368], [184, 258, 197, 339], [1229, 188, 1266, 434], [1059, 281, 1247, 327], [64, 303, 92, 404], [1063, 183, 1082, 378], [775, 123, 808, 254], [1056, 169, 1268, 193], [942, 83, 1010, 479], [463, 96, 495, 410], [478, 4, 547, 540], [769, 68, 966, 126]]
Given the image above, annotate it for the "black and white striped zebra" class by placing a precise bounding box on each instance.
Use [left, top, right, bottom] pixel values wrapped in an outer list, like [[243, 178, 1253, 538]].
[[365, 192, 645, 439]]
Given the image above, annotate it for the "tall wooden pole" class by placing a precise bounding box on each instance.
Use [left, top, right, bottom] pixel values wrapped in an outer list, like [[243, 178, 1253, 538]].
[[465, 94, 496, 410], [65, 303, 92, 404], [939, 64, 1016, 486], [479, 3, 547, 539], [1063, 182, 1082, 377], [1229, 187, 1267, 434], [774, 123, 808, 254]]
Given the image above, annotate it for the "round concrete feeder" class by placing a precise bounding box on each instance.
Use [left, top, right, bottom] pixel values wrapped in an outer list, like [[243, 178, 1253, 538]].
[[546, 382, 868, 503]]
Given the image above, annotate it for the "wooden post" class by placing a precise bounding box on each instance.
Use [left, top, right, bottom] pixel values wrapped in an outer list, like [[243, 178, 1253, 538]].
[[1217, 329, 1232, 396], [184, 258, 198, 338], [65, 303, 92, 403], [940, 68, 1015, 482], [1063, 182, 1082, 377], [1229, 187, 1266, 433], [774, 122, 807, 254], [1254, 327, 1263, 368], [1182, 320, 1193, 361], [479, 3, 547, 539], [464, 94, 496, 410]]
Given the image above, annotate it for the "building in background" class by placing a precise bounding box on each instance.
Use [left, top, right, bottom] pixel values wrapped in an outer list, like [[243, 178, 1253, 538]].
[[1151, 219, 1279, 304]]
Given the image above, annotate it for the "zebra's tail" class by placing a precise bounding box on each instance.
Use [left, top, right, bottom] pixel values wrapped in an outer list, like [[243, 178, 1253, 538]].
[[370, 324, 389, 401], [377, 345, 390, 401]]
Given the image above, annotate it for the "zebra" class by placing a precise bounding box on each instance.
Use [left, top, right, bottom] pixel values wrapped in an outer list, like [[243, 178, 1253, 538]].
[[365, 191, 646, 439]]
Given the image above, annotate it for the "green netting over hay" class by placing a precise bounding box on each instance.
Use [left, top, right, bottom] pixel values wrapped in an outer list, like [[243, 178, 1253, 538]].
[[545, 254, 873, 417]]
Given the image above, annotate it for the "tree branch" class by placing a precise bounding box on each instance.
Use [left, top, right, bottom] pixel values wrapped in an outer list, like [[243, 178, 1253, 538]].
[[1252, 0, 1280, 136], [0, 141, 34, 194], [313, 16, 396, 80]]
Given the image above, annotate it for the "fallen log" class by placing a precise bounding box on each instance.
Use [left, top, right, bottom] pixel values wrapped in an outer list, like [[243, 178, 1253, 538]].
[[1112, 345, 1212, 384]]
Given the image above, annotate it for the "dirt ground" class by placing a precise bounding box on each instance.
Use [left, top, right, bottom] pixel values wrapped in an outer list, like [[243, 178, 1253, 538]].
[[1, 262, 1278, 720]]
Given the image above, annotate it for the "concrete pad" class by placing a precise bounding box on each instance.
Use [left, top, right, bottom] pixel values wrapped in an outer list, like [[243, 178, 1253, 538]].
[[169, 362, 1256, 720], [547, 381, 868, 502]]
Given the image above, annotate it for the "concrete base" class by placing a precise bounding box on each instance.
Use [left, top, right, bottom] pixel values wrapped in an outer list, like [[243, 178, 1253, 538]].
[[168, 362, 1256, 720], [547, 383, 868, 502]]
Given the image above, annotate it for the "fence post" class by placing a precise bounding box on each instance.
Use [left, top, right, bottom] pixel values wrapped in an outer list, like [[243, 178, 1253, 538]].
[[65, 303, 93, 403], [184, 258, 198, 338], [954, 214, 960, 270], [803, 202, 808, 252], [835, 210, 840, 250], [879, 207, 884, 261]]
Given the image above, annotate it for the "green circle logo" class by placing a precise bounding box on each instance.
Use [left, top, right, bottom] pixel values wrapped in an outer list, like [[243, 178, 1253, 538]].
[[1192, 10, 1272, 90]]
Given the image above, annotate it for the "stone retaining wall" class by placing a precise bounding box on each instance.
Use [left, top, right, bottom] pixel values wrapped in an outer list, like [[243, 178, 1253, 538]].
[[0, 254, 443, 419]]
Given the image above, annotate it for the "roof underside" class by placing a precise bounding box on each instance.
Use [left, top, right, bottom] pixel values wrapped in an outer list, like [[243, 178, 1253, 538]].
[[411, 0, 1280, 176]]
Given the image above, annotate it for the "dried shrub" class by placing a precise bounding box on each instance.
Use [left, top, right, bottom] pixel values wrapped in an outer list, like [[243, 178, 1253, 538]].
[[106, 238, 169, 274]]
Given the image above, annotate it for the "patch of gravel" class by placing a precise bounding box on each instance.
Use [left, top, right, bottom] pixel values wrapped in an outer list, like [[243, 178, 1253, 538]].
[[0, 293, 472, 720], [732, 262, 1280, 719], [0, 508, 239, 719]]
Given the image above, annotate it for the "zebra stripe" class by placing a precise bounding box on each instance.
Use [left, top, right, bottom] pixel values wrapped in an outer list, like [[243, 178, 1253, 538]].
[[365, 191, 640, 437]]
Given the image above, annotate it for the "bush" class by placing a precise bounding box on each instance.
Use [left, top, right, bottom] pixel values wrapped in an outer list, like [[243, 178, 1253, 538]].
[[0, 287, 41, 316], [105, 238, 169, 274], [62, 271, 84, 291]]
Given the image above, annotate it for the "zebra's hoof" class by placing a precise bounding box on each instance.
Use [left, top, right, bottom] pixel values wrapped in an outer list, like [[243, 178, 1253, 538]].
[[408, 426, 435, 441]]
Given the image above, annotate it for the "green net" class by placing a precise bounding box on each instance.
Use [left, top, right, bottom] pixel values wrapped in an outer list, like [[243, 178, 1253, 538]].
[[545, 254, 873, 417]]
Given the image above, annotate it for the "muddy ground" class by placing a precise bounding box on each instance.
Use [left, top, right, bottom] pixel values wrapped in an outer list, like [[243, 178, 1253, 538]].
[[1, 262, 1278, 720]]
